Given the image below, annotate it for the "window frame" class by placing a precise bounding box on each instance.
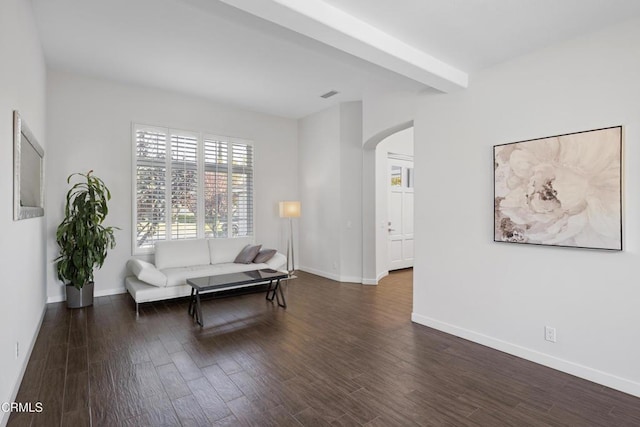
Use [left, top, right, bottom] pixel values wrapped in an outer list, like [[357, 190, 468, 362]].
[[131, 123, 255, 255]]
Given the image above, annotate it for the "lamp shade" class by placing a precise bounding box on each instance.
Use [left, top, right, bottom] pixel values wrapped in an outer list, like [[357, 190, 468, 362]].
[[279, 201, 301, 218]]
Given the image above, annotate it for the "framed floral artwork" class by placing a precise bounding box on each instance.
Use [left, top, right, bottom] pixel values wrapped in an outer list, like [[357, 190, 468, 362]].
[[494, 126, 622, 250]]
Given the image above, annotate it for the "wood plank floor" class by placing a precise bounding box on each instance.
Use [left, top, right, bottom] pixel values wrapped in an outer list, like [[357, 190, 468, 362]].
[[8, 269, 640, 426]]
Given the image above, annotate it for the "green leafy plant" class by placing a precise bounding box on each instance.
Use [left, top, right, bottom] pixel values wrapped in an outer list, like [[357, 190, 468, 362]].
[[55, 171, 118, 290]]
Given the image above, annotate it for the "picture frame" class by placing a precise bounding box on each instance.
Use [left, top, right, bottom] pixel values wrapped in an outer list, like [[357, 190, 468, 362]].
[[14, 110, 45, 220], [494, 126, 622, 250]]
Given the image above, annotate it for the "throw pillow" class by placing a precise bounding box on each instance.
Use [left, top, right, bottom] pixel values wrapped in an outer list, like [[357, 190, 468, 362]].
[[126, 258, 167, 287], [234, 244, 262, 264], [253, 249, 277, 264]]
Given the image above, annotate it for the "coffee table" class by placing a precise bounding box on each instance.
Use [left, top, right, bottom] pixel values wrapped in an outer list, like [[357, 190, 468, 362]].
[[187, 269, 289, 326]]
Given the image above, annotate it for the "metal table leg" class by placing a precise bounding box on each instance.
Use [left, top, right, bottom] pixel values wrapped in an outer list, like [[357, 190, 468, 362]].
[[195, 290, 203, 327], [266, 279, 276, 301], [274, 279, 287, 308], [188, 287, 195, 316]]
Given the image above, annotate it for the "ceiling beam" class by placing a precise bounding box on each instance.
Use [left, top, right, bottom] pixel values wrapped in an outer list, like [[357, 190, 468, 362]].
[[218, 0, 468, 92]]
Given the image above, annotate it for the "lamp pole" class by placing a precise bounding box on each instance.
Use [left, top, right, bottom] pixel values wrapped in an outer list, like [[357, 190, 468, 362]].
[[279, 201, 300, 276], [288, 216, 295, 276]]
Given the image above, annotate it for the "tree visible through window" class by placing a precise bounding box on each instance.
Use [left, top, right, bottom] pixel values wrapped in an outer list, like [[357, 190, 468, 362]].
[[134, 125, 253, 253]]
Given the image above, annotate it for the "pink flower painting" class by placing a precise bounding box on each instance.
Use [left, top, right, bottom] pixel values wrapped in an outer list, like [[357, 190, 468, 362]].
[[494, 127, 622, 250]]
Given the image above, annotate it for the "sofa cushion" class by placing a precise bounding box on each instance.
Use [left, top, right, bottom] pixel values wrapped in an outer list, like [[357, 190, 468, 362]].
[[208, 237, 254, 264], [253, 248, 277, 264], [126, 276, 192, 304], [155, 239, 210, 269], [265, 252, 287, 271], [127, 259, 167, 287], [163, 265, 215, 288], [162, 262, 270, 288], [214, 262, 270, 275], [235, 244, 262, 264]]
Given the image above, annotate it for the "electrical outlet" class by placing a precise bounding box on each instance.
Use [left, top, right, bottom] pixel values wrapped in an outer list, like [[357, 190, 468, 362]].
[[544, 326, 557, 343], [15, 341, 19, 359]]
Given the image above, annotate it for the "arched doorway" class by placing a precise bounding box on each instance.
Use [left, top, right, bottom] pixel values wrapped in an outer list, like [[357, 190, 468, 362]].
[[362, 121, 413, 284], [378, 128, 414, 272]]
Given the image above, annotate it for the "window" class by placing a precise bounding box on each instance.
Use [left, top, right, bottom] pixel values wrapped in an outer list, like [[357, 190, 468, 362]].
[[390, 165, 402, 187], [406, 167, 414, 189], [134, 124, 253, 253]]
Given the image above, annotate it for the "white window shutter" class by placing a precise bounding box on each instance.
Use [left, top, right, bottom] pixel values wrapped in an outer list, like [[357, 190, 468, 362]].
[[133, 125, 254, 253], [135, 128, 167, 250], [204, 138, 229, 237], [170, 132, 199, 240], [231, 142, 254, 237]]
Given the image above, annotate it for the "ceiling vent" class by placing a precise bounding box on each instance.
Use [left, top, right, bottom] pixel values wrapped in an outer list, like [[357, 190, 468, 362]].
[[320, 90, 339, 99]]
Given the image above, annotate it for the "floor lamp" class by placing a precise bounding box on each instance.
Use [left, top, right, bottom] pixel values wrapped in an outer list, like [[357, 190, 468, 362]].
[[279, 201, 300, 276]]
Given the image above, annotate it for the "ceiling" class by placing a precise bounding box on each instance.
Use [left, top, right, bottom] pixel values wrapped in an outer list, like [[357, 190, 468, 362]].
[[319, 0, 640, 72], [31, 0, 640, 119]]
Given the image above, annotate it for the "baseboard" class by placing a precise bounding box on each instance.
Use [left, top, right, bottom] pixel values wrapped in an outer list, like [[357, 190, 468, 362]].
[[46, 292, 65, 304], [338, 275, 363, 284], [362, 271, 388, 285], [411, 313, 640, 398], [95, 287, 127, 297], [2, 304, 47, 427], [298, 266, 362, 284], [47, 287, 127, 304]]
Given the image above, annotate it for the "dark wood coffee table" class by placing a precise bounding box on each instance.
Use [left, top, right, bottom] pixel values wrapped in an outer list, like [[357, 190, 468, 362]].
[[187, 269, 289, 326]]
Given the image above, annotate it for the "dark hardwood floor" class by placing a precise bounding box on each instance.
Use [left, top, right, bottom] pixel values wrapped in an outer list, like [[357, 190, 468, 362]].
[[8, 269, 640, 426]]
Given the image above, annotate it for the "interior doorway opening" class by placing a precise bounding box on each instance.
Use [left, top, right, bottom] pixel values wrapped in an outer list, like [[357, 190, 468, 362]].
[[376, 127, 414, 275], [386, 152, 414, 271], [361, 121, 414, 285]]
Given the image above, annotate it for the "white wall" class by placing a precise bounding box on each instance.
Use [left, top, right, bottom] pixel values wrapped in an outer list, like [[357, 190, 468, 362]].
[[0, 1, 47, 425], [298, 105, 341, 277], [378, 127, 414, 157], [362, 86, 417, 146], [45, 71, 298, 302], [413, 18, 640, 396], [375, 128, 413, 279], [298, 102, 363, 282], [339, 103, 363, 282]]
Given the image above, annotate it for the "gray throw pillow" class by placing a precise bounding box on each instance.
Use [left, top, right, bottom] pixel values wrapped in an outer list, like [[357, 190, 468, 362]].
[[234, 244, 262, 264], [253, 249, 277, 264]]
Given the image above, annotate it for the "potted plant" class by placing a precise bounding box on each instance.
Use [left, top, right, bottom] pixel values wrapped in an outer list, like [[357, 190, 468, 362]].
[[55, 171, 117, 308]]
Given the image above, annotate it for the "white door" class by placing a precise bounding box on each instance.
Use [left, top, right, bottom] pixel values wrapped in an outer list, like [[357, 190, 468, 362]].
[[388, 155, 414, 271]]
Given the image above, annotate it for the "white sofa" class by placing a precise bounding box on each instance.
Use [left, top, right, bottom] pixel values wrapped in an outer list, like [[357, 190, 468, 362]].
[[125, 237, 286, 313]]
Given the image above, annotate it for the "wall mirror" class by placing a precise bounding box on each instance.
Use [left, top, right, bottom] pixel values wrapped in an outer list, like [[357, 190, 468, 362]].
[[14, 110, 44, 220]]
